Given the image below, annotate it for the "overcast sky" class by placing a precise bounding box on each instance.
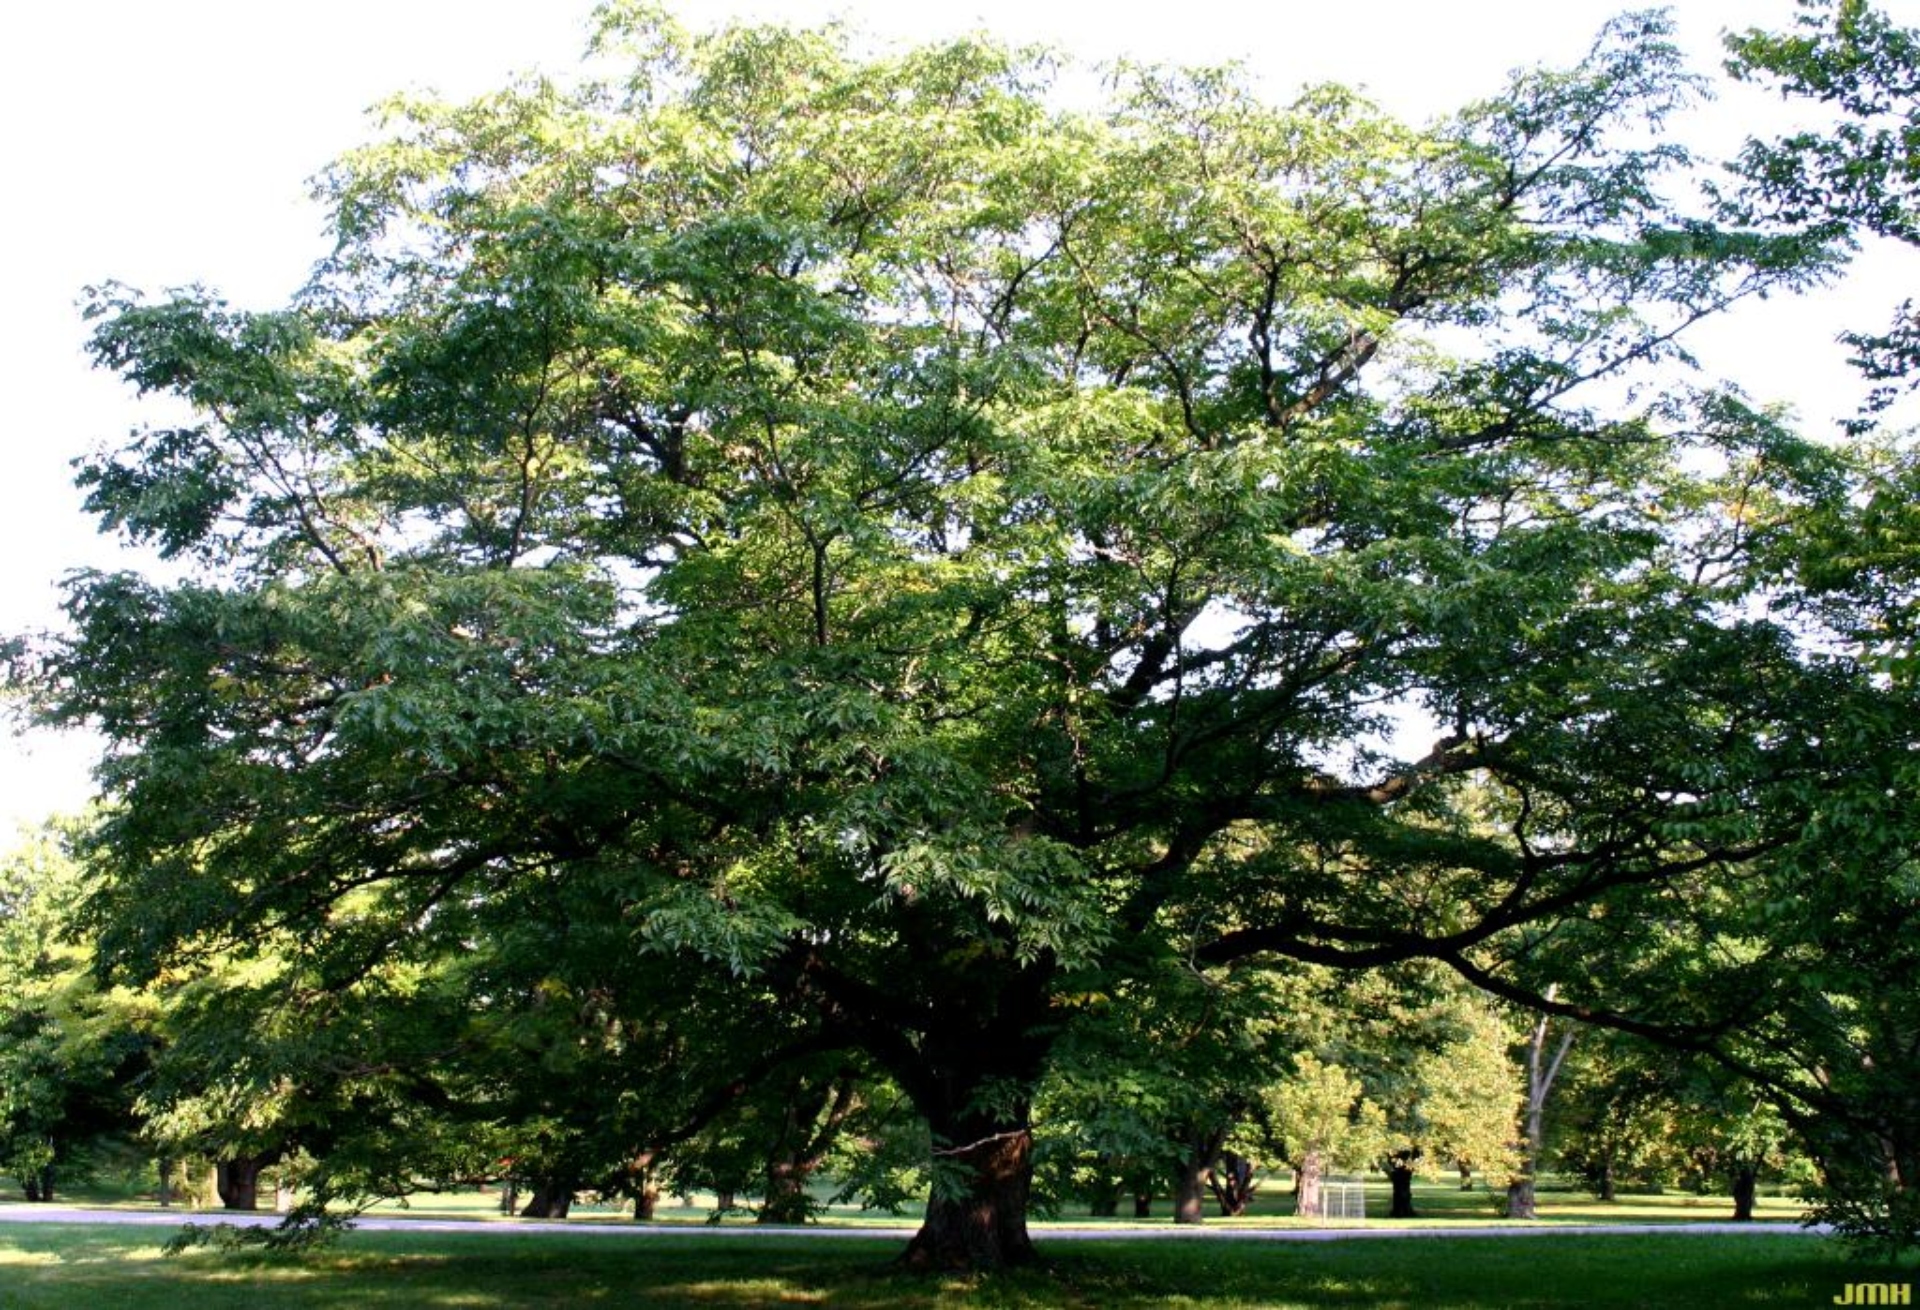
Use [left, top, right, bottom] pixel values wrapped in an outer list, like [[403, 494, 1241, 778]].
[[0, 0, 1902, 833]]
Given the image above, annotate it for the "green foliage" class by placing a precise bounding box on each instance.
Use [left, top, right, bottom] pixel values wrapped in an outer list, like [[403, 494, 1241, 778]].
[[0, 822, 152, 1200], [28, 4, 1901, 1266], [1728, 0, 1920, 419], [1265, 1052, 1386, 1174]]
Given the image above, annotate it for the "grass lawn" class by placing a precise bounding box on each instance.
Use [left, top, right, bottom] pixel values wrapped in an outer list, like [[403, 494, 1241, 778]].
[[0, 1222, 1895, 1308]]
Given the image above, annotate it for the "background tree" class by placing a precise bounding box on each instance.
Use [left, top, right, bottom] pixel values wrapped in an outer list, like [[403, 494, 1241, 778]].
[[1264, 1052, 1385, 1220], [0, 822, 150, 1202]]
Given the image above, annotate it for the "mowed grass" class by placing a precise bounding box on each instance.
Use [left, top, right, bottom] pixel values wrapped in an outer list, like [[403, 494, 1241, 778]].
[[0, 1222, 1892, 1309]]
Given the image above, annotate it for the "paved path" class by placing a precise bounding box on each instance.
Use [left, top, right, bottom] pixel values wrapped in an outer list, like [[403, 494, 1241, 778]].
[[0, 1206, 1827, 1242]]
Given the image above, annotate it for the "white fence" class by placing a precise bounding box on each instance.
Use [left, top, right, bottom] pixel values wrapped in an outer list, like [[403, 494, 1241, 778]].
[[1322, 1178, 1366, 1220]]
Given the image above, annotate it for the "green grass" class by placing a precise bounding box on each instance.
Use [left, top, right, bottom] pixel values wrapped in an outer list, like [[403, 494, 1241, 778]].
[[0, 1222, 1894, 1308]]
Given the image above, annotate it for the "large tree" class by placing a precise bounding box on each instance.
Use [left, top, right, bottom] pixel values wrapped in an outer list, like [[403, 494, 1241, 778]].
[[38, 8, 1882, 1269]]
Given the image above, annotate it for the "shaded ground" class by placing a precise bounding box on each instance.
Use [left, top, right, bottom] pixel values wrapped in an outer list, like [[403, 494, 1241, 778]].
[[0, 1222, 1882, 1309]]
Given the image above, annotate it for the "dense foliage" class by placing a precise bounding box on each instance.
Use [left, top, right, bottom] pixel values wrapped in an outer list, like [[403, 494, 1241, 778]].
[[21, 2, 1920, 1269]]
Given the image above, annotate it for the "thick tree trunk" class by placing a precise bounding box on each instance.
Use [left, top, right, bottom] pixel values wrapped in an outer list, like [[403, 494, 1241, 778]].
[[519, 1177, 575, 1219], [625, 1151, 659, 1221], [1208, 1150, 1257, 1217], [901, 1117, 1036, 1270], [1731, 1163, 1758, 1221], [1294, 1149, 1326, 1219], [1595, 1158, 1616, 1202], [1506, 1177, 1536, 1219], [1174, 1125, 1228, 1223], [1173, 1155, 1209, 1224], [760, 1159, 812, 1224], [1133, 1191, 1153, 1218], [1387, 1162, 1417, 1219], [1458, 1163, 1474, 1191], [216, 1154, 272, 1211]]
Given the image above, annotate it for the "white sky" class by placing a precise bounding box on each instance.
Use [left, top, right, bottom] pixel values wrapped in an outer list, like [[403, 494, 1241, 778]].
[[0, 0, 1907, 832]]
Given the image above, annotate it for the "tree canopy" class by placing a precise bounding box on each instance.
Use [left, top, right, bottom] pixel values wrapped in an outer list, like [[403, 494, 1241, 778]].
[[32, 4, 1914, 1269]]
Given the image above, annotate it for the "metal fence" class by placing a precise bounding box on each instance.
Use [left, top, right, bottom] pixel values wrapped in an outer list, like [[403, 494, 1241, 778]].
[[1322, 1177, 1366, 1220]]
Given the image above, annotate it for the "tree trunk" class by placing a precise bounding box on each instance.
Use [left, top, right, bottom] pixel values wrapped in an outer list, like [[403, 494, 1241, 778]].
[[1596, 1158, 1616, 1202], [1294, 1149, 1326, 1219], [1507, 991, 1574, 1224], [901, 1114, 1036, 1270], [519, 1176, 575, 1219], [758, 1072, 855, 1225], [1087, 1172, 1120, 1217], [1458, 1163, 1474, 1191], [1387, 1162, 1417, 1219], [1731, 1163, 1758, 1221], [1208, 1150, 1257, 1217], [760, 1159, 812, 1224], [157, 1156, 174, 1207], [216, 1154, 271, 1211], [625, 1151, 659, 1221], [1173, 1155, 1209, 1224], [1173, 1125, 1227, 1224], [1133, 1190, 1152, 1218]]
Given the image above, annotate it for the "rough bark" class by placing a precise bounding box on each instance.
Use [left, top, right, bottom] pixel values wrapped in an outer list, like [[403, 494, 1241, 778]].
[[1506, 1176, 1536, 1219], [1133, 1191, 1153, 1218], [900, 1118, 1036, 1270]]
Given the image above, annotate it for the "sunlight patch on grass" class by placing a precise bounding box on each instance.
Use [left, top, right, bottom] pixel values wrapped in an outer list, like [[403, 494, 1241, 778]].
[[0, 1248, 64, 1267], [666, 1280, 827, 1303]]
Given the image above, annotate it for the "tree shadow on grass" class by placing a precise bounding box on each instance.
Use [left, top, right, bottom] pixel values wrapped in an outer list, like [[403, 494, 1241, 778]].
[[0, 1227, 1884, 1309]]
